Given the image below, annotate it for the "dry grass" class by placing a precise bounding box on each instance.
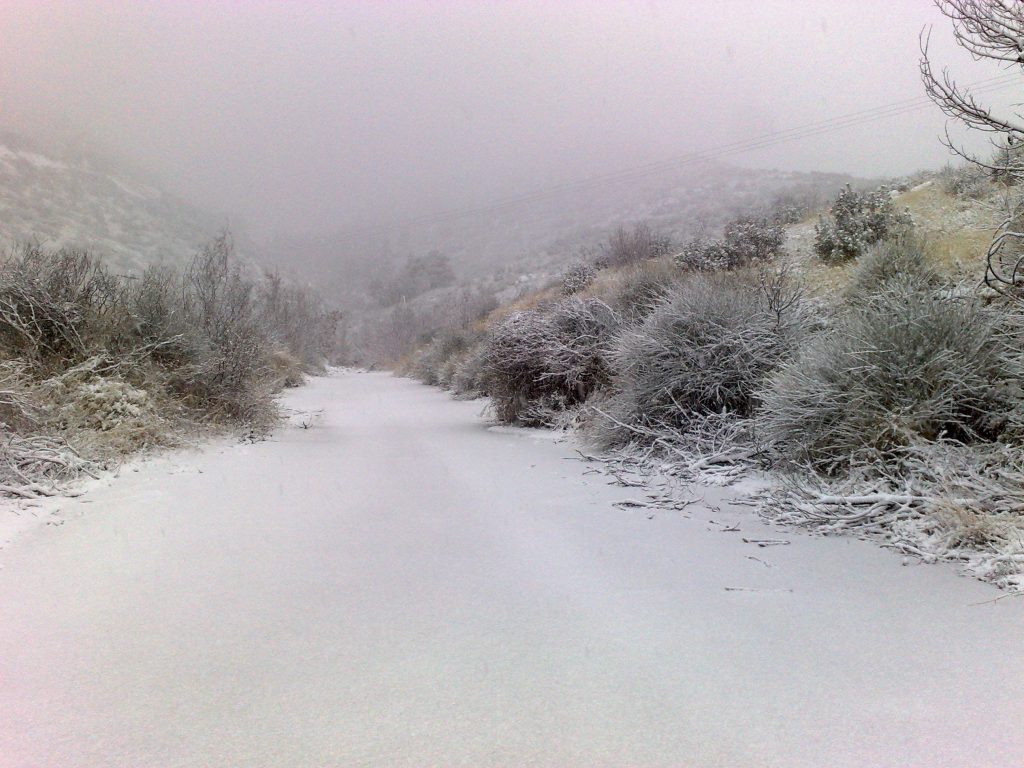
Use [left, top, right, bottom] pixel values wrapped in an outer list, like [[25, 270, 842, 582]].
[[482, 286, 561, 327]]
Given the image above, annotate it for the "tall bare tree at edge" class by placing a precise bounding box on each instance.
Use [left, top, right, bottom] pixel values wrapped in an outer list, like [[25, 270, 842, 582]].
[[921, 0, 1024, 293]]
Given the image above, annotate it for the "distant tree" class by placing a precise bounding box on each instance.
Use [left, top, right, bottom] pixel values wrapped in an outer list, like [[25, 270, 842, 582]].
[[813, 185, 911, 264], [404, 250, 456, 295], [595, 223, 673, 268], [921, 0, 1024, 292], [676, 216, 785, 271], [369, 251, 456, 307]]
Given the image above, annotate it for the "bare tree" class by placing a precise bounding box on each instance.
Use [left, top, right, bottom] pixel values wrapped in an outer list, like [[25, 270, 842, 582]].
[[921, 0, 1024, 293]]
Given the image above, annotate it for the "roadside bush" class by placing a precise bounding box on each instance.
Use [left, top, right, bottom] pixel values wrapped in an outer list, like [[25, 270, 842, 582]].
[[259, 271, 341, 370], [814, 185, 912, 264], [596, 258, 681, 321], [759, 277, 1022, 472], [410, 328, 477, 387], [0, 360, 39, 433], [675, 237, 732, 272], [590, 272, 806, 447], [0, 236, 339, 497], [0, 245, 126, 371], [479, 297, 618, 425], [169, 235, 275, 425], [450, 343, 488, 399]]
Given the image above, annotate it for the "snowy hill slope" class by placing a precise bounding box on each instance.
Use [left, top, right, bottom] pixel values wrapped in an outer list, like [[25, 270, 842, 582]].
[[0, 131, 219, 273], [275, 162, 864, 313]]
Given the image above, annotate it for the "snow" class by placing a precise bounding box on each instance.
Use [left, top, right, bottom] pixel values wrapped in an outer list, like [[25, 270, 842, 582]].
[[16, 150, 67, 171], [107, 174, 160, 201], [0, 371, 1022, 767]]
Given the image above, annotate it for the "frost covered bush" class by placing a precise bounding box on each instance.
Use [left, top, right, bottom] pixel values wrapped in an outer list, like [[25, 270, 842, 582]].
[[450, 343, 488, 399], [410, 329, 478, 387], [845, 232, 940, 298], [595, 223, 673, 268], [590, 273, 806, 448], [259, 271, 341, 370], [814, 185, 912, 264], [938, 164, 991, 200], [676, 217, 785, 272], [0, 245, 125, 371], [0, 236, 339, 497], [560, 261, 596, 295], [47, 376, 169, 456], [62, 378, 150, 431], [674, 237, 732, 272], [759, 278, 1022, 472], [170, 235, 276, 425], [0, 360, 39, 433], [479, 297, 618, 425], [599, 259, 680, 321]]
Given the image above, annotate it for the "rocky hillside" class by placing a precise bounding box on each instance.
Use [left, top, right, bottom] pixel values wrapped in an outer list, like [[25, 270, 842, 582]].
[[0, 130, 219, 274]]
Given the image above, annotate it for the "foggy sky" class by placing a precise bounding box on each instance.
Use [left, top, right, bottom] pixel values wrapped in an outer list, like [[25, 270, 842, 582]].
[[0, 1, 1000, 240]]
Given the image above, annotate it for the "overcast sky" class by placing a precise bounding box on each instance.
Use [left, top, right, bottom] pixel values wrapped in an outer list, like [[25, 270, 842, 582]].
[[0, 1, 1001, 239]]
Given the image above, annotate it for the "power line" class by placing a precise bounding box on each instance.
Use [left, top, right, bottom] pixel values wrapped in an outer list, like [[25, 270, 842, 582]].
[[344, 73, 1020, 238]]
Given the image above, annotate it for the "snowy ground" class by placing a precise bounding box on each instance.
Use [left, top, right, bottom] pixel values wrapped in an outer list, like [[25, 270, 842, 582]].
[[1, 371, 1022, 767]]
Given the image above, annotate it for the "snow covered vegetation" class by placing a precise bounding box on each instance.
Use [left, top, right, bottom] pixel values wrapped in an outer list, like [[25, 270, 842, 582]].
[[0, 234, 338, 499], [399, 167, 1024, 592], [0, 131, 220, 274]]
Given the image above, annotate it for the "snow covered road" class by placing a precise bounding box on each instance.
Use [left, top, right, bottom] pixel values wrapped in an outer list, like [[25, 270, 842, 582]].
[[1, 371, 1023, 767]]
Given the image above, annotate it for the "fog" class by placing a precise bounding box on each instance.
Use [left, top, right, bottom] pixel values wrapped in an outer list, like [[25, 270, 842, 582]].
[[0, 1, 997, 241]]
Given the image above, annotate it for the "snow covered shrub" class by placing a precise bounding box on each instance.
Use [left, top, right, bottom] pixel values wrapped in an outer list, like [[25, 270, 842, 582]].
[[721, 217, 786, 265], [676, 217, 785, 272], [938, 164, 990, 200], [0, 245, 125, 371], [560, 261, 596, 295], [0, 360, 38, 432], [542, 297, 619, 401], [259, 271, 340, 370], [590, 273, 806, 448], [42, 374, 169, 456], [411, 329, 476, 387], [478, 309, 555, 423], [268, 348, 305, 388], [814, 185, 912, 264], [990, 142, 1024, 186], [845, 231, 940, 298], [674, 237, 732, 272], [450, 343, 488, 399], [174, 234, 275, 426], [479, 297, 618, 425], [600, 259, 680, 321], [595, 223, 673, 268], [126, 265, 188, 352], [759, 278, 1022, 472], [73, 379, 149, 429]]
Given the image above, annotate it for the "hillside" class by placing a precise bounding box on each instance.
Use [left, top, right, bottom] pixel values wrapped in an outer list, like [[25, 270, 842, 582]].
[[270, 162, 865, 313], [0, 130, 220, 274]]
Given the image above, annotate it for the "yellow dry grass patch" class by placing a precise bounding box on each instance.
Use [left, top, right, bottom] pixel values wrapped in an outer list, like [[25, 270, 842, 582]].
[[894, 182, 947, 214], [928, 230, 991, 279], [798, 259, 859, 296], [483, 286, 561, 327]]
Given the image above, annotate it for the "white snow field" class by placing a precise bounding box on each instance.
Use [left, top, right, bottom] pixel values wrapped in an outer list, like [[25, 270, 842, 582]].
[[1, 371, 1022, 767]]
